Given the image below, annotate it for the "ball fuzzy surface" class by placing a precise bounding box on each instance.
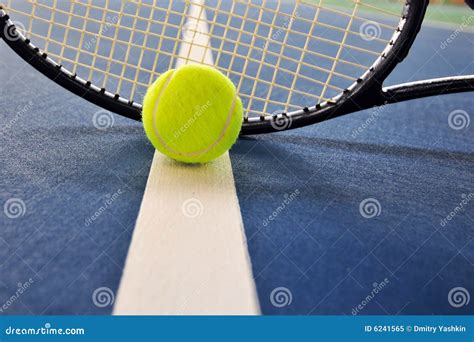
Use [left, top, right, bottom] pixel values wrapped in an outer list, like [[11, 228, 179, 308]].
[[142, 64, 243, 164]]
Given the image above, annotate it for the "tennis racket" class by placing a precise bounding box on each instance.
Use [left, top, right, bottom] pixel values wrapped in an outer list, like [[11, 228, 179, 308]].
[[1, 0, 473, 135]]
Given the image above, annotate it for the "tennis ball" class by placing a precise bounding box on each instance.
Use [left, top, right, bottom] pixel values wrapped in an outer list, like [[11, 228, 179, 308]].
[[142, 64, 243, 164]]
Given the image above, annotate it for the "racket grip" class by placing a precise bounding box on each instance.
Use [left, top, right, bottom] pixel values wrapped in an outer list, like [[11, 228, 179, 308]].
[[382, 76, 474, 104]]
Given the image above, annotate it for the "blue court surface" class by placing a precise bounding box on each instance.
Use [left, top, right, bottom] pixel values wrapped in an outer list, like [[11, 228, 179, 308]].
[[1, 5, 473, 316]]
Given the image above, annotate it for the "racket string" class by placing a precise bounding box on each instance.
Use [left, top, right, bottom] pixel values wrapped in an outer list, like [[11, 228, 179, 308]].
[[320, 2, 359, 101], [4, 0, 405, 118], [13, 2, 383, 72]]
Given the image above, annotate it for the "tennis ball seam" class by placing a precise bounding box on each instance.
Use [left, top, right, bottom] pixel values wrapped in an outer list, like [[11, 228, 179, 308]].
[[151, 68, 238, 158], [151, 69, 176, 155]]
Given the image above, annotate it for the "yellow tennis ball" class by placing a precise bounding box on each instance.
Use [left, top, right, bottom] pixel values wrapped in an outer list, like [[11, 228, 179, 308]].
[[142, 64, 243, 164]]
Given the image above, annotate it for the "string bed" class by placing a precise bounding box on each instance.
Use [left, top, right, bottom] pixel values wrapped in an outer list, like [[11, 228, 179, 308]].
[[4, 0, 405, 119]]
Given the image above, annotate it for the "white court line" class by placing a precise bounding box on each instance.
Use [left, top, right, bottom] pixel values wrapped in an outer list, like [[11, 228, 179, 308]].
[[113, 1, 260, 315]]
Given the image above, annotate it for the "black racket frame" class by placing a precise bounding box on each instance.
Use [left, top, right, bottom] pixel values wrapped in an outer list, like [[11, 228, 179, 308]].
[[1, 0, 473, 135]]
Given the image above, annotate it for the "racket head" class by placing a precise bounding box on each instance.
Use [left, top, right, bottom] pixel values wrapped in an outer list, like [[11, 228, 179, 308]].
[[0, 0, 427, 134]]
